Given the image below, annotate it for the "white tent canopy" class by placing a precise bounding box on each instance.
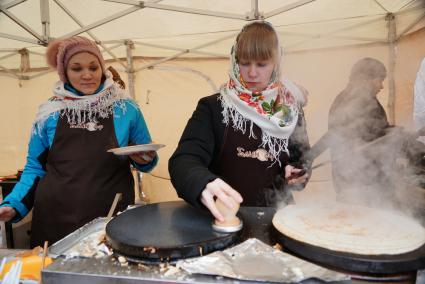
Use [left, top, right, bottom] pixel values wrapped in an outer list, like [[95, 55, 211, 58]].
[[0, 0, 424, 74]]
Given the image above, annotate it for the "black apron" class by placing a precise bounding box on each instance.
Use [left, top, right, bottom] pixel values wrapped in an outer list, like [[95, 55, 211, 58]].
[[30, 114, 134, 247], [214, 124, 288, 206]]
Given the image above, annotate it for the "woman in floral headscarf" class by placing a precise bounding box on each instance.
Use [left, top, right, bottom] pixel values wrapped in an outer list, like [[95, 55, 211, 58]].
[[169, 22, 310, 221]]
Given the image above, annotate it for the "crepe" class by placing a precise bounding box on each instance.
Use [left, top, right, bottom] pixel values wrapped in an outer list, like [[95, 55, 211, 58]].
[[272, 203, 425, 255]]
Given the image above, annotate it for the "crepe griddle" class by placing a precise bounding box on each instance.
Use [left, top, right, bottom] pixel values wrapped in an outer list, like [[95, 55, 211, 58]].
[[106, 201, 242, 262], [272, 226, 425, 274]]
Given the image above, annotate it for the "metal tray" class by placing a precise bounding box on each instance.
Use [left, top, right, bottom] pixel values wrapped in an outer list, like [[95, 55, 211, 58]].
[[48, 217, 107, 258]]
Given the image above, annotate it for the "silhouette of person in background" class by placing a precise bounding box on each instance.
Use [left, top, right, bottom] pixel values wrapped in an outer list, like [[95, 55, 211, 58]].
[[327, 58, 395, 204]]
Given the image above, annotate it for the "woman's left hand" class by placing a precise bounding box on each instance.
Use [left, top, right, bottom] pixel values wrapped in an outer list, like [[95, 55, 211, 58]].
[[129, 151, 156, 165], [285, 165, 309, 185]]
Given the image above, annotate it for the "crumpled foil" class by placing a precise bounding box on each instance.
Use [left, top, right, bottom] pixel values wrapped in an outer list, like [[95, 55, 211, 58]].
[[177, 238, 350, 283], [48, 218, 112, 259], [64, 229, 112, 259]]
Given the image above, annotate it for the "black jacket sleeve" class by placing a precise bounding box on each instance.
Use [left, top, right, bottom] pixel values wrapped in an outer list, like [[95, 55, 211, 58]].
[[168, 95, 223, 208]]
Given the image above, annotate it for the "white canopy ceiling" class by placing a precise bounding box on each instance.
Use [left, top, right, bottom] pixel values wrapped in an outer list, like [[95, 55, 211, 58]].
[[0, 0, 424, 78]]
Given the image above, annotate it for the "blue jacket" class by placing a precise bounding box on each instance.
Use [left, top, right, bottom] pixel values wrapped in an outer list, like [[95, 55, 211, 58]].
[[2, 99, 157, 222]]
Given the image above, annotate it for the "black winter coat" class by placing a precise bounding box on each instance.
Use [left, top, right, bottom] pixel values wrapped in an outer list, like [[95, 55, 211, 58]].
[[168, 94, 310, 208]]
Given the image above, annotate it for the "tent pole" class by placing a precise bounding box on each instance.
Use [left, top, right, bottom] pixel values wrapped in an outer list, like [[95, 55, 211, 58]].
[[251, 0, 259, 19], [53, 0, 127, 69], [386, 13, 396, 125], [125, 40, 136, 99], [264, 0, 316, 18], [59, 5, 141, 39], [0, 33, 39, 45], [125, 39, 145, 203], [0, 52, 18, 62], [0, 8, 44, 43], [396, 11, 425, 41], [40, 0, 50, 43], [0, 65, 20, 79], [0, 0, 27, 10]]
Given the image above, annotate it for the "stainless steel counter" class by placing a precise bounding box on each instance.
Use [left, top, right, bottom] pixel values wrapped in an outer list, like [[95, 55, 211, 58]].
[[3, 206, 423, 284], [41, 258, 425, 284], [43, 257, 267, 284]]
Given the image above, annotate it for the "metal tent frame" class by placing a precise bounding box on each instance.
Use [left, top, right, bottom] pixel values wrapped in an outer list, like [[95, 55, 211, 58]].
[[0, 0, 424, 123]]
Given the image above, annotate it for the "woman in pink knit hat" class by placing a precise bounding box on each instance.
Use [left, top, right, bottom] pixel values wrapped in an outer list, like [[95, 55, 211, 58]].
[[0, 36, 158, 247]]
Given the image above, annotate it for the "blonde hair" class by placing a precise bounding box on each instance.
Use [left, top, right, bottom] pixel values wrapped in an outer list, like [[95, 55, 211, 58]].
[[235, 22, 278, 62]]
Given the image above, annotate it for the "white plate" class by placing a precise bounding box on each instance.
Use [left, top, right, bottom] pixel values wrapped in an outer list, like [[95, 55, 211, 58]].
[[107, 143, 165, 156]]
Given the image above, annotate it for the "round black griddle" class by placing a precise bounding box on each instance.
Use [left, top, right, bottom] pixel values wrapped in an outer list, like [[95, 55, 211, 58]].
[[272, 225, 425, 275], [106, 201, 242, 263]]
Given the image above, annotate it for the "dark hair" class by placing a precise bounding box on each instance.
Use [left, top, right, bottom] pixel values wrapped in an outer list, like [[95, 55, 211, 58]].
[[107, 66, 125, 89], [349, 57, 387, 82], [235, 22, 278, 62]]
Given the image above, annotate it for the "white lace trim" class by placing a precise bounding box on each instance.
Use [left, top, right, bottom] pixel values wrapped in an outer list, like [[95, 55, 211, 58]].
[[219, 93, 290, 165], [33, 73, 133, 136]]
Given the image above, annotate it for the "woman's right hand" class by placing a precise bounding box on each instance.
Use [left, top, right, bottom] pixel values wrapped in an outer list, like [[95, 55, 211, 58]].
[[0, 206, 16, 222], [200, 178, 243, 222], [129, 150, 156, 165]]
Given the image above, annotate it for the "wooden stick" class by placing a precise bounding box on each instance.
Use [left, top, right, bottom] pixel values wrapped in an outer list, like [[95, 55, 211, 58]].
[[41, 241, 48, 268], [40, 240, 48, 284], [107, 193, 122, 222]]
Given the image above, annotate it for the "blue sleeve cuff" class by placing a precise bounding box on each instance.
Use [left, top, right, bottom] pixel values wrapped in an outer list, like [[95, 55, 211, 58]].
[[0, 200, 28, 223], [131, 154, 159, 172]]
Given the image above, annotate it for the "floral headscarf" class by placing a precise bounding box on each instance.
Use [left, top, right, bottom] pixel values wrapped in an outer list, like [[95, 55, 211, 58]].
[[219, 22, 304, 164]]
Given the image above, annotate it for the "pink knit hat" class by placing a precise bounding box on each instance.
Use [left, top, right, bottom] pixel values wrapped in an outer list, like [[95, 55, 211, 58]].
[[46, 36, 105, 83]]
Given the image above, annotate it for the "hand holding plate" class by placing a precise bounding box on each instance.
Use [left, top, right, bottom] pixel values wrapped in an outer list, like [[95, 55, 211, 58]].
[[129, 150, 156, 165]]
